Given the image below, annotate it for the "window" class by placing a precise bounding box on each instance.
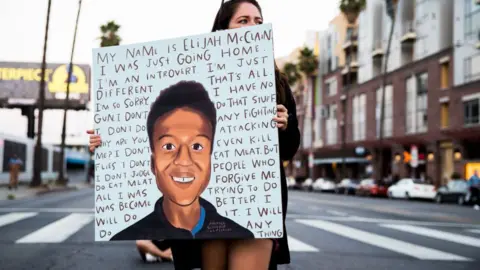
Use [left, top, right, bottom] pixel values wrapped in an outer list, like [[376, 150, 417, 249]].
[[464, 0, 480, 41], [352, 94, 366, 141], [416, 72, 428, 133], [326, 78, 337, 96], [376, 85, 393, 138], [326, 104, 338, 145], [441, 103, 449, 128], [464, 99, 479, 126], [464, 54, 480, 83], [440, 62, 449, 89], [405, 73, 428, 134]]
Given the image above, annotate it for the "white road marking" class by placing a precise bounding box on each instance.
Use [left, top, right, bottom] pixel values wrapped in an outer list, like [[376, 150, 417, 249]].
[[327, 210, 348, 216], [0, 208, 94, 213], [308, 206, 320, 211], [467, 229, 480, 234], [296, 219, 471, 261], [16, 213, 94, 243], [286, 214, 480, 228], [287, 236, 319, 252], [0, 212, 38, 228], [381, 224, 480, 248]]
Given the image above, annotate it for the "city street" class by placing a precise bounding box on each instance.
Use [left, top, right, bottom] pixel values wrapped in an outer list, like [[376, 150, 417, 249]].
[[0, 189, 479, 270]]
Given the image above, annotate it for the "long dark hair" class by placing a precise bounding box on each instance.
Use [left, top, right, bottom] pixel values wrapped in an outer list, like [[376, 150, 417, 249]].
[[211, 0, 287, 105]]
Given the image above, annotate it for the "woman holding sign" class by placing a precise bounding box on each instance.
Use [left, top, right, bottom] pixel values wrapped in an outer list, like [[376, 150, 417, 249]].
[[88, 0, 300, 269]]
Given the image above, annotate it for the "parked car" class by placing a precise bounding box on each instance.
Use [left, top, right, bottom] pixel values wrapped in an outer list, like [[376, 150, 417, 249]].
[[434, 180, 468, 204], [387, 178, 436, 200], [312, 178, 336, 192], [335, 179, 359, 195], [301, 178, 313, 191], [287, 177, 296, 189], [356, 179, 388, 197]]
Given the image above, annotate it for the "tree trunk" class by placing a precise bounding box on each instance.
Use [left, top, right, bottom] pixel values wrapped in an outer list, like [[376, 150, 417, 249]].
[[378, 10, 397, 184], [31, 0, 52, 187], [58, 0, 83, 185]]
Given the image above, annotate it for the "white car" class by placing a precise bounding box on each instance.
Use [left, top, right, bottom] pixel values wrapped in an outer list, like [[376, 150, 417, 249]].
[[301, 178, 313, 191], [387, 178, 436, 200], [312, 178, 336, 192], [287, 177, 296, 188]]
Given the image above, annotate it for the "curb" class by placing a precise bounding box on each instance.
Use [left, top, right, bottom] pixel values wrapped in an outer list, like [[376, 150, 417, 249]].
[[35, 186, 79, 196]]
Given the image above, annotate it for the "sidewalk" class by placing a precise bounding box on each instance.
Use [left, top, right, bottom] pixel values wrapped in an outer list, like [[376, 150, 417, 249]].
[[0, 182, 93, 200]]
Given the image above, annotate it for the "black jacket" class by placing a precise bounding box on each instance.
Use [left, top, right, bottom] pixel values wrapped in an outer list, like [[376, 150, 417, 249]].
[[110, 196, 254, 241]]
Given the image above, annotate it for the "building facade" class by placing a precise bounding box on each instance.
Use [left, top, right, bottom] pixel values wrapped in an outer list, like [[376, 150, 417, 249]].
[[299, 0, 480, 186]]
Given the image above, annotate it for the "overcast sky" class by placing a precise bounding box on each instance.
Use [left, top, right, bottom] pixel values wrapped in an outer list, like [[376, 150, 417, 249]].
[[0, 0, 339, 145]]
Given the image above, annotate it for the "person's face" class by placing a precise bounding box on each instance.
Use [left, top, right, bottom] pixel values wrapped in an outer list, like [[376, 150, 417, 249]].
[[228, 2, 263, 29], [150, 107, 213, 206]]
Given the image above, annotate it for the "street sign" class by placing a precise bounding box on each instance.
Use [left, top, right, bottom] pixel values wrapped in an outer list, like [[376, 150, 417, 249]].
[[410, 145, 418, 168]]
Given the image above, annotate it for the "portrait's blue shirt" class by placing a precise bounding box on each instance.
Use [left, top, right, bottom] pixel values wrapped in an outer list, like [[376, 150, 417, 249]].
[[191, 206, 206, 237]]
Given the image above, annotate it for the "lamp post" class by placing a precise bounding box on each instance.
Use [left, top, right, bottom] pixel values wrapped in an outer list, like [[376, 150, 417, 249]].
[[377, 0, 398, 184], [58, 0, 83, 185], [31, 0, 52, 187]]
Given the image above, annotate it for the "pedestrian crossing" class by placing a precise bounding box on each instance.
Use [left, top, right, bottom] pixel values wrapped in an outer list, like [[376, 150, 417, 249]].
[[0, 211, 479, 262]]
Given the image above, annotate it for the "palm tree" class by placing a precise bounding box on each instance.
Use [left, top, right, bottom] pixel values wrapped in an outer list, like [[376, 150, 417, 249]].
[[31, 0, 52, 187], [57, 0, 83, 185], [99, 21, 121, 47], [297, 46, 318, 180], [339, 0, 367, 24], [378, 0, 398, 184], [282, 62, 301, 86], [339, 0, 366, 180]]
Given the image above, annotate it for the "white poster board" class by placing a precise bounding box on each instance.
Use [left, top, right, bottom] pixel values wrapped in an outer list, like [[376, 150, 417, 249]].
[[92, 23, 283, 241]]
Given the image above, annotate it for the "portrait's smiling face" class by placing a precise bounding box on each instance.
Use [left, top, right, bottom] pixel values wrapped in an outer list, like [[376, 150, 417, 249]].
[[150, 107, 213, 206], [228, 2, 263, 29]]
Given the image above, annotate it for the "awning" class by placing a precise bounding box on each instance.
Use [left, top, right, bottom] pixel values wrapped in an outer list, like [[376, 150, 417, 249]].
[[314, 157, 369, 165]]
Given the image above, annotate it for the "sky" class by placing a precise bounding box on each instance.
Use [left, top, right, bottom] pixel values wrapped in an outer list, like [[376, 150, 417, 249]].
[[0, 0, 339, 145]]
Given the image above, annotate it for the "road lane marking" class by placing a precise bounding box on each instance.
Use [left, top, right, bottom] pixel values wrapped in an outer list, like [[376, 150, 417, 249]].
[[16, 213, 94, 243], [381, 224, 480, 248], [286, 214, 480, 228], [0, 208, 94, 213], [296, 219, 471, 261], [0, 213, 38, 228], [287, 236, 319, 252], [308, 206, 320, 211], [327, 210, 348, 217], [467, 229, 480, 234]]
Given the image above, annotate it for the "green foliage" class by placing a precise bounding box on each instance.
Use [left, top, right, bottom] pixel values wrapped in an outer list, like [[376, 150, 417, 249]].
[[282, 62, 301, 86], [99, 21, 121, 47], [297, 47, 318, 77], [339, 0, 366, 23]]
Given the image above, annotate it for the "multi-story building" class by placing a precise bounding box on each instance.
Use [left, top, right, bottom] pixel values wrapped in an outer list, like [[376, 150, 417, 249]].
[[304, 0, 480, 186]]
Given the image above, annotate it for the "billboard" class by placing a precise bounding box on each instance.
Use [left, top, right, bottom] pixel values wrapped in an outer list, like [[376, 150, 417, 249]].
[[0, 62, 90, 109]]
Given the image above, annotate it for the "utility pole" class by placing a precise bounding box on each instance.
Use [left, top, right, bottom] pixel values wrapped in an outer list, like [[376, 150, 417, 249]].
[[378, 0, 397, 184], [341, 27, 354, 181], [31, 0, 52, 187], [58, 0, 83, 185]]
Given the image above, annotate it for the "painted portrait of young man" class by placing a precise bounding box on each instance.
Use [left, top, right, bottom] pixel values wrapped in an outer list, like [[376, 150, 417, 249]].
[[111, 80, 254, 240]]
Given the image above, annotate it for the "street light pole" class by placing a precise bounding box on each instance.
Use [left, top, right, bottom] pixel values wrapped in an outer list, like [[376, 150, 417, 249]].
[[378, 0, 397, 184], [31, 0, 52, 187], [58, 0, 83, 184]]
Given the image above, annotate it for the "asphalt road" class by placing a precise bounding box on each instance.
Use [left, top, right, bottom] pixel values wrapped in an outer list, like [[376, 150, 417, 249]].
[[0, 188, 479, 270]]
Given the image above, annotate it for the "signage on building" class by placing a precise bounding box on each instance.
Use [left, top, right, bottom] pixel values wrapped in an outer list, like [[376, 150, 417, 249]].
[[410, 145, 419, 168], [0, 62, 90, 109]]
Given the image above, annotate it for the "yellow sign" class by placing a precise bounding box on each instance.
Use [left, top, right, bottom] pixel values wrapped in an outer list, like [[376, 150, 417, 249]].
[[0, 67, 53, 81], [465, 163, 480, 179], [48, 65, 89, 94]]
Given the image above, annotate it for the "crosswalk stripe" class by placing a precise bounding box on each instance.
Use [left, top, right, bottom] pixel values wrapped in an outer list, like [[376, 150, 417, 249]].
[[287, 236, 319, 252], [0, 212, 38, 228], [467, 229, 480, 234], [382, 224, 480, 248], [296, 219, 471, 261], [16, 213, 94, 243]]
